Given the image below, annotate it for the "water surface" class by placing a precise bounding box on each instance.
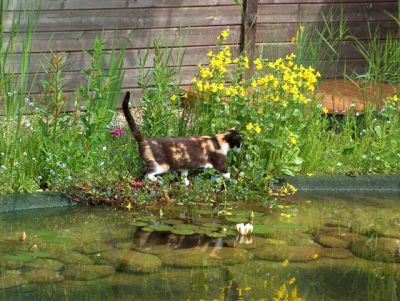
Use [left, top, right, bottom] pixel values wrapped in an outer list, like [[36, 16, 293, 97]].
[[1, 193, 399, 300]]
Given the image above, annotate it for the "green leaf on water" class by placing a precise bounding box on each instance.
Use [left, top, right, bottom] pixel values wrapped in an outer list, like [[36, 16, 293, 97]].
[[206, 232, 226, 238], [34, 231, 73, 245], [252, 225, 273, 235], [170, 229, 195, 236], [132, 221, 149, 227], [5, 253, 34, 263], [142, 224, 173, 232], [173, 224, 201, 232]]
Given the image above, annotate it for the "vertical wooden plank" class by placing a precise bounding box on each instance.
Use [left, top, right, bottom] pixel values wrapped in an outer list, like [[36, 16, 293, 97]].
[[241, 0, 258, 74]]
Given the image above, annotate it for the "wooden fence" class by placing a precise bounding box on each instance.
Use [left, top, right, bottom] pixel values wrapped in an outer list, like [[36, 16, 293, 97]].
[[5, 0, 399, 108]]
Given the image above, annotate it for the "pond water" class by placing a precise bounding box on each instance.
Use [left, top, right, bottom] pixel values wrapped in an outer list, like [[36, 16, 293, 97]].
[[1, 193, 399, 301]]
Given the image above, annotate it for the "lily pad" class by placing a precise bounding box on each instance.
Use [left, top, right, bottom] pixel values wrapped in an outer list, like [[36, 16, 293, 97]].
[[5, 253, 34, 263], [252, 225, 273, 235], [201, 223, 222, 231], [132, 221, 149, 227], [142, 224, 173, 232], [137, 216, 156, 222], [206, 232, 226, 238], [162, 219, 184, 225], [225, 216, 248, 224], [173, 224, 202, 232], [34, 231, 73, 245], [170, 229, 196, 236]]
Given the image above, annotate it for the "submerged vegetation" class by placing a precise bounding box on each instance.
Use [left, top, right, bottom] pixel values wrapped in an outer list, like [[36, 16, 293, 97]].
[[0, 3, 399, 203]]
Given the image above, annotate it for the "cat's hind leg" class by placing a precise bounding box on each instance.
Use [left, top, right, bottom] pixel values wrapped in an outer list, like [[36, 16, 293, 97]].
[[145, 163, 169, 182]]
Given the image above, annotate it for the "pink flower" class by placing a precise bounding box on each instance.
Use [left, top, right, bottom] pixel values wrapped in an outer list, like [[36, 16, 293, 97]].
[[111, 128, 124, 137]]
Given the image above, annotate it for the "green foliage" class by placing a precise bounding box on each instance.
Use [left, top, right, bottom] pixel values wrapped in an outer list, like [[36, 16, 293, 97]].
[[0, 5, 399, 199], [351, 20, 400, 84]]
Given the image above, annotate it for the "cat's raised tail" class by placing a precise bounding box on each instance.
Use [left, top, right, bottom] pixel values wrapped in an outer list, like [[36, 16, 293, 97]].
[[122, 92, 144, 142]]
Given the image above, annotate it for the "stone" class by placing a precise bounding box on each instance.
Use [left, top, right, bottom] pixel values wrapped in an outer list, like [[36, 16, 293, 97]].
[[314, 235, 349, 248], [115, 242, 136, 250], [76, 241, 114, 254], [23, 269, 64, 283], [63, 264, 115, 281], [224, 237, 287, 250], [350, 237, 400, 263], [251, 245, 323, 262], [321, 248, 354, 259], [100, 249, 162, 273], [58, 252, 94, 265], [159, 247, 251, 268], [0, 271, 27, 289], [25, 258, 64, 271]]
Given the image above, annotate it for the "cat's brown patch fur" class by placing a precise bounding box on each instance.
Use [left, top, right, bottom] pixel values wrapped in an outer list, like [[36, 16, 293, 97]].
[[122, 92, 242, 185]]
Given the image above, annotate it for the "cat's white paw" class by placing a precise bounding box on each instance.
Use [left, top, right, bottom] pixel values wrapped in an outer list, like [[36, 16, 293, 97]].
[[222, 172, 230, 179], [184, 178, 190, 186], [146, 174, 158, 182]]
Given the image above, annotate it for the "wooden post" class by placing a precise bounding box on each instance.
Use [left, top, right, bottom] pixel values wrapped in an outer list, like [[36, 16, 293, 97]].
[[240, 0, 258, 75]]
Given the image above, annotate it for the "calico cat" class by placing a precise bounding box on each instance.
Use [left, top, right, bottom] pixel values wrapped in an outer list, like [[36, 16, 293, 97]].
[[122, 92, 242, 186]]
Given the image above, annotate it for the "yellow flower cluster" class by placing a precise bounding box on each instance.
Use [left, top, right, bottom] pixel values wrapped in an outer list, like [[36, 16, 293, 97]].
[[246, 122, 261, 133], [192, 29, 321, 109]]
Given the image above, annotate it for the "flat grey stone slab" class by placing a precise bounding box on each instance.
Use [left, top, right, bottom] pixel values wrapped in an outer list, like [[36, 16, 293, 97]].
[[282, 175, 400, 193], [0, 192, 77, 213]]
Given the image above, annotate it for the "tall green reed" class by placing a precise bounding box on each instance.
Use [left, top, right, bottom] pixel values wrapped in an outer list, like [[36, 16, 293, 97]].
[[0, 0, 40, 192], [351, 16, 400, 84], [137, 38, 188, 137]]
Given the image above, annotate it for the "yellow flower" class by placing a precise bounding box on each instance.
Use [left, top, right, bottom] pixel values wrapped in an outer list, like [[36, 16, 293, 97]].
[[289, 132, 297, 145], [125, 202, 132, 211], [225, 211, 233, 216], [306, 172, 314, 177], [219, 29, 230, 40], [288, 277, 296, 285], [253, 58, 263, 70], [322, 107, 329, 114], [207, 51, 213, 57], [170, 94, 177, 102], [246, 123, 254, 130], [281, 259, 289, 267], [255, 125, 261, 133], [393, 94, 398, 102], [312, 253, 319, 260], [288, 184, 297, 194], [251, 80, 257, 88]]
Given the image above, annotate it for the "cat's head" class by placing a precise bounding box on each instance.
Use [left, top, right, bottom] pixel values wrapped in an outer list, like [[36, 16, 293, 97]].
[[223, 128, 242, 153]]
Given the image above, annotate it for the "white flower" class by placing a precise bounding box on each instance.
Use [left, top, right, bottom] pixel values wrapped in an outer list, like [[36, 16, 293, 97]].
[[236, 223, 253, 236], [239, 235, 253, 244], [102, 146, 107, 151]]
